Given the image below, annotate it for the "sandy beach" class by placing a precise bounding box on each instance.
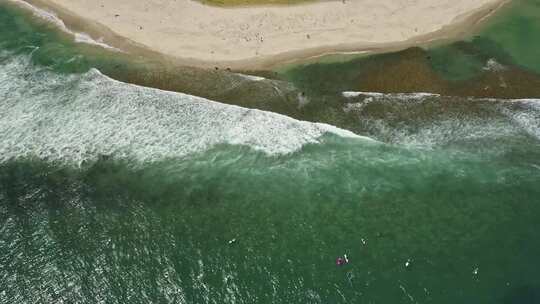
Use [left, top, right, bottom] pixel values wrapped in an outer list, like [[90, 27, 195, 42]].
[[12, 0, 507, 69]]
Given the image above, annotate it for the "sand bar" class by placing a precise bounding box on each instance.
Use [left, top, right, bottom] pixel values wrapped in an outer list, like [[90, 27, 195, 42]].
[[12, 0, 507, 69]]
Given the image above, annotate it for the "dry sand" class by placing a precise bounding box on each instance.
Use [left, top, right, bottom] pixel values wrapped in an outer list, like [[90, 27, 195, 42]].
[[13, 0, 507, 69]]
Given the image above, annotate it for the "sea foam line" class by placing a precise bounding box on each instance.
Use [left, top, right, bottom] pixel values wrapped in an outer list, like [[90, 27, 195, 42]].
[[342, 91, 441, 99], [7, 0, 122, 52], [235, 73, 266, 82], [342, 90, 540, 104]]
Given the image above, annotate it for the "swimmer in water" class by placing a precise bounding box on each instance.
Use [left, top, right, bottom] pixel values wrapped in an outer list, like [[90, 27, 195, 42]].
[[336, 254, 349, 266]]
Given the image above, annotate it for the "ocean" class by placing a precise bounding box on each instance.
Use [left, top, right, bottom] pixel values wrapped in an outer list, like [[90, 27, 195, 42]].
[[1, 1, 540, 303]]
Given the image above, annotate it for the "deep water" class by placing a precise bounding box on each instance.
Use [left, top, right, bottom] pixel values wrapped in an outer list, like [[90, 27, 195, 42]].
[[1, 1, 540, 304]]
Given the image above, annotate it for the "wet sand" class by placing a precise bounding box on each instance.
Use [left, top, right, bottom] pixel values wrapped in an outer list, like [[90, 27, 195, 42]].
[[11, 0, 508, 69]]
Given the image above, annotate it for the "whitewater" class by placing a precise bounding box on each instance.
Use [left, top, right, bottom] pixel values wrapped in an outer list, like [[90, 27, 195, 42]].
[[0, 53, 368, 166]]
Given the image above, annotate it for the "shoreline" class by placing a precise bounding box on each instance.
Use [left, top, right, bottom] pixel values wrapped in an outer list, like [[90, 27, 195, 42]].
[[9, 0, 510, 70]]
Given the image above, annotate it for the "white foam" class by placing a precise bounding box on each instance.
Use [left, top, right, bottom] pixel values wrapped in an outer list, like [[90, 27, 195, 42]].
[[498, 99, 540, 140], [343, 102, 367, 113], [344, 91, 540, 105], [365, 118, 522, 150], [483, 58, 506, 72], [342, 91, 441, 99], [297, 92, 310, 109], [235, 73, 266, 82], [0, 54, 368, 166], [8, 0, 121, 52], [340, 91, 540, 148], [342, 91, 384, 98], [507, 98, 540, 105]]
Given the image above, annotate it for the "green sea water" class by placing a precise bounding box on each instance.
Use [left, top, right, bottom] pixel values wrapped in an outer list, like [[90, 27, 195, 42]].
[[281, 0, 540, 98], [1, 1, 540, 303]]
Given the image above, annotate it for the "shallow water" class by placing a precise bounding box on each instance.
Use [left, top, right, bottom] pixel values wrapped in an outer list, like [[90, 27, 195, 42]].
[[282, 0, 540, 99], [1, 1, 540, 304]]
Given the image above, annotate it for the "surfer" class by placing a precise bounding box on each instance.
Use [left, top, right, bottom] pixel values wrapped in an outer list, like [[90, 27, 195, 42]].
[[336, 254, 349, 266]]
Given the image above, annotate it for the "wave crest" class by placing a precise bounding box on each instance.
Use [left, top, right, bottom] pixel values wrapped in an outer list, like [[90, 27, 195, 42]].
[[0, 54, 366, 165]]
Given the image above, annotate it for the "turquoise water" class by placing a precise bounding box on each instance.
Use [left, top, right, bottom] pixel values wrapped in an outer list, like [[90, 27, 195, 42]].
[[480, 0, 540, 74], [282, 0, 540, 98], [2, 2, 540, 304]]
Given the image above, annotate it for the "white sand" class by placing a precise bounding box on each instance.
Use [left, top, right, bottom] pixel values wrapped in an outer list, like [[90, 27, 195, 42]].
[[17, 0, 506, 68]]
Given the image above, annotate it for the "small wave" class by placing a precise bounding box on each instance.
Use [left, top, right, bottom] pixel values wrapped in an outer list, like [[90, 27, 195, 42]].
[[342, 91, 383, 98], [342, 91, 441, 99], [340, 90, 540, 148], [0, 54, 369, 166], [483, 58, 506, 72], [235, 73, 266, 82], [7, 0, 121, 52], [343, 90, 540, 108]]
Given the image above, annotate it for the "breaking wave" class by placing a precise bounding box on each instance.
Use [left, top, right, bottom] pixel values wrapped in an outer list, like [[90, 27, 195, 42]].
[[341, 91, 540, 149], [0, 53, 366, 165]]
